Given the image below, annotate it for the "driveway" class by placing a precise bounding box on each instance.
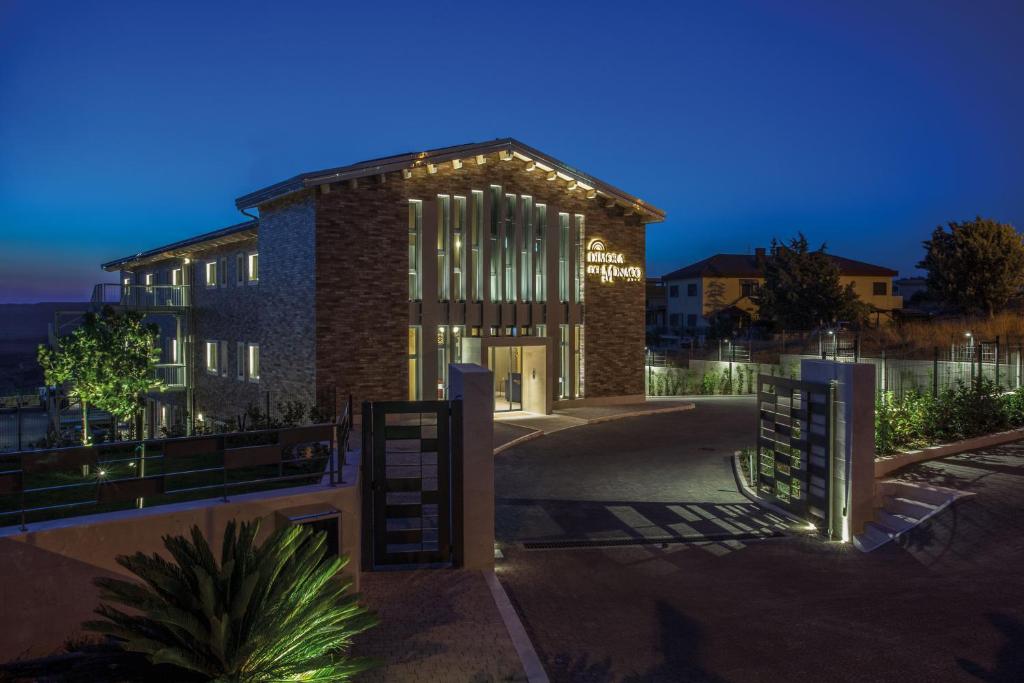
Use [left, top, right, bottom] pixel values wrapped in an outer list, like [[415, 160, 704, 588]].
[[495, 396, 787, 546], [495, 411, 1024, 683]]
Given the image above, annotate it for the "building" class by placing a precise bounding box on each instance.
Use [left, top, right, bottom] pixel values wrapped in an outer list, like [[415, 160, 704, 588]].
[[893, 277, 927, 304], [98, 139, 664, 432], [661, 247, 901, 333], [645, 278, 667, 331]]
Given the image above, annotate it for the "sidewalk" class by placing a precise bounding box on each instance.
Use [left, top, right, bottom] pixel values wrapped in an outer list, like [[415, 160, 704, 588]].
[[354, 569, 527, 682], [493, 400, 694, 452]]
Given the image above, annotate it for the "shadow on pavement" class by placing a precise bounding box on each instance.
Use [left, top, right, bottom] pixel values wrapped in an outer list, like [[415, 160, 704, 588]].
[[956, 612, 1024, 683]]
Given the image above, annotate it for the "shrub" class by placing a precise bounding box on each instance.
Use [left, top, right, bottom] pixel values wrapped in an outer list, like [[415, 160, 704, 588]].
[[85, 519, 376, 681], [701, 372, 718, 395]]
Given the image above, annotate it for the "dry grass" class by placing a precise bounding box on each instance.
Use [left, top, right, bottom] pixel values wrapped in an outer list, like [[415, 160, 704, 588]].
[[862, 312, 1024, 358]]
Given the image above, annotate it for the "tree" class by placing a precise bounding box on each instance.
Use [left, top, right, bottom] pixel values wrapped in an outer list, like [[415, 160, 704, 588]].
[[756, 234, 864, 330], [85, 519, 376, 682], [918, 217, 1024, 317], [38, 305, 162, 444]]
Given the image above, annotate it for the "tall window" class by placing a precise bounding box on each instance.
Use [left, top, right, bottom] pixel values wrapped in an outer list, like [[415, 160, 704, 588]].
[[236, 342, 245, 380], [520, 196, 533, 300], [574, 324, 584, 398], [205, 261, 217, 287], [534, 204, 547, 300], [171, 268, 182, 286], [205, 341, 219, 374], [247, 252, 259, 283], [408, 326, 421, 400], [559, 324, 570, 398], [453, 196, 466, 300], [219, 257, 228, 287], [437, 195, 451, 301], [489, 186, 502, 302], [558, 213, 570, 302], [504, 193, 517, 302], [574, 215, 585, 303], [471, 190, 483, 302], [535, 323, 546, 338], [247, 343, 260, 381], [144, 272, 154, 293], [408, 200, 422, 300], [437, 326, 449, 399], [236, 254, 245, 285]]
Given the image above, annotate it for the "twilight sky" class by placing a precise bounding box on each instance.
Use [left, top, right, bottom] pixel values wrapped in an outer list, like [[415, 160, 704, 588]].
[[1, 1, 1022, 303]]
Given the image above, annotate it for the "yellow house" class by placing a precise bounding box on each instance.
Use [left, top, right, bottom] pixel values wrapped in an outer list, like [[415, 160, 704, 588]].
[[661, 247, 901, 332]]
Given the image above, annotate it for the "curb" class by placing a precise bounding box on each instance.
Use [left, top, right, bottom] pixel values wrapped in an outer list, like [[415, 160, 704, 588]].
[[875, 427, 1024, 477], [730, 451, 808, 528], [483, 570, 549, 683], [493, 429, 546, 455]]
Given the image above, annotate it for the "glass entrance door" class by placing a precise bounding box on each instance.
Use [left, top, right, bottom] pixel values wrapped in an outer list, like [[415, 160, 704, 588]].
[[489, 346, 522, 412]]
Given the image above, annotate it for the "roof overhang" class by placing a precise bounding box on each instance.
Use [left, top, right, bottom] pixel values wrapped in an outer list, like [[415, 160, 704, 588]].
[[234, 138, 666, 223], [101, 220, 258, 272]]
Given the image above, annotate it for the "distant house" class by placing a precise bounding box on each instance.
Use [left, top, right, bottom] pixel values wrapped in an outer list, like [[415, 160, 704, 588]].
[[661, 247, 901, 333], [645, 278, 667, 330]]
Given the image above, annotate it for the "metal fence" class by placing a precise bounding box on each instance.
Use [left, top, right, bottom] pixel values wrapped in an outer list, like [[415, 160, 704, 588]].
[[0, 412, 351, 530], [92, 283, 190, 308]]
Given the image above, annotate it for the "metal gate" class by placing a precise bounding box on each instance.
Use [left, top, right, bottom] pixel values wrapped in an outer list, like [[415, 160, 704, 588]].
[[755, 375, 833, 532], [361, 400, 462, 569]]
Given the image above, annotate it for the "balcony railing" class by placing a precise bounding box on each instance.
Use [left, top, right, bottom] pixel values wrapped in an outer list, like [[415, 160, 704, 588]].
[[92, 283, 190, 309], [154, 363, 187, 388]]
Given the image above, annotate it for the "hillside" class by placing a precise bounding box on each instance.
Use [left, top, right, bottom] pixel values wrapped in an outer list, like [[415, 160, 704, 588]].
[[0, 302, 90, 392]]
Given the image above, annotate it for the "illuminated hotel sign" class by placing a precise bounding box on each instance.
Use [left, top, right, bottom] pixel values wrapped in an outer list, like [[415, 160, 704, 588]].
[[585, 239, 643, 284]]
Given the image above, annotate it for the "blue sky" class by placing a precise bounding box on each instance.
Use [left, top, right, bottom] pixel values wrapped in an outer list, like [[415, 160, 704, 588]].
[[1, 0, 1022, 302]]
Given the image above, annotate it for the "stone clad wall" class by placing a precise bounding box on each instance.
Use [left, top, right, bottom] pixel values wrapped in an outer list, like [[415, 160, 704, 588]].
[[257, 194, 318, 413]]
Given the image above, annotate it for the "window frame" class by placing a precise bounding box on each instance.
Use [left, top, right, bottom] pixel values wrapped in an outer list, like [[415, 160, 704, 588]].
[[205, 261, 217, 288], [247, 251, 259, 283], [247, 343, 260, 382]]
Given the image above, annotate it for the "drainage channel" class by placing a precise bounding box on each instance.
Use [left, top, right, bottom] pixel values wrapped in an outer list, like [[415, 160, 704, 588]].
[[521, 529, 785, 550]]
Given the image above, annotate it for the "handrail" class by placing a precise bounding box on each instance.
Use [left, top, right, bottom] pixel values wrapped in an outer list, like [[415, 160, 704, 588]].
[[91, 283, 191, 309]]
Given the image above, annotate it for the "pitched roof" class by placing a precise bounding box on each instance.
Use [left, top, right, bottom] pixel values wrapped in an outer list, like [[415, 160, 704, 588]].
[[662, 252, 897, 280], [234, 138, 666, 223], [101, 220, 257, 271]]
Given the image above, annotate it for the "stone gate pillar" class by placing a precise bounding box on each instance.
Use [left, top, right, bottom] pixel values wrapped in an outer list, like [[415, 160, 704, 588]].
[[449, 363, 495, 569]]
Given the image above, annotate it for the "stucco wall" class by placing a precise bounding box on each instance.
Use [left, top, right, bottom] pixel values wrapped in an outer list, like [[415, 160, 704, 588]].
[[0, 479, 361, 662]]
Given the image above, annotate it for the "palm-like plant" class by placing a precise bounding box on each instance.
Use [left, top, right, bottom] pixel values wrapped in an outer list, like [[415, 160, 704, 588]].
[[85, 519, 376, 681]]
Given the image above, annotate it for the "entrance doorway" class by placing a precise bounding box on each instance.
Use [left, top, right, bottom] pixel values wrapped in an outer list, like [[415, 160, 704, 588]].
[[489, 346, 522, 412]]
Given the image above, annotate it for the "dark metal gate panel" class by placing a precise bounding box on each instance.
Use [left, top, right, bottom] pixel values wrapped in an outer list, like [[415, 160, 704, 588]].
[[362, 400, 462, 569], [756, 375, 832, 531]]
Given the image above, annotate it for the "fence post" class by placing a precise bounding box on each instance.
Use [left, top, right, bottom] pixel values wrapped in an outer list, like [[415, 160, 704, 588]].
[[16, 396, 22, 452], [975, 343, 982, 388], [995, 335, 1001, 388], [882, 349, 887, 392], [933, 346, 939, 398]]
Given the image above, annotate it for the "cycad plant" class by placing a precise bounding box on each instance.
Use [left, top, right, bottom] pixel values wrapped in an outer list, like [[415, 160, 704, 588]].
[[85, 519, 376, 681]]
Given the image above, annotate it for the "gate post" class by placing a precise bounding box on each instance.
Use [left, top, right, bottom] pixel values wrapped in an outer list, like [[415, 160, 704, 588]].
[[449, 363, 495, 570], [801, 360, 876, 542]]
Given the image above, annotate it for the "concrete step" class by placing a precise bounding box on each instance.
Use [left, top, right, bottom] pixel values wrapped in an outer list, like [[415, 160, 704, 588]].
[[876, 480, 956, 507], [857, 522, 896, 551], [876, 509, 917, 533], [884, 495, 938, 520]]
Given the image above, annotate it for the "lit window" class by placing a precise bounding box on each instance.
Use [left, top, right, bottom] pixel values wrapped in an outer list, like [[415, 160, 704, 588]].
[[559, 324, 570, 398], [408, 326, 421, 400], [205, 262, 217, 287], [453, 196, 466, 301], [170, 338, 179, 364], [171, 268, 182, 286], [248, 252, 259, 282], [408, 200, 422, 300], [504, 193, 517, 302], [205, 341, 218, 374], [574, 324, 585, 398], [437, 195, 450, 301], [558, 213, 570, 302], [247, 344, 260, 381], [144, 273, 154, 293], [574, 215, 585, 303], [520, 196, 533, 300], [489, 185, 502, 302], [471, 191, 483, 302], [534, 204, 546, 300]]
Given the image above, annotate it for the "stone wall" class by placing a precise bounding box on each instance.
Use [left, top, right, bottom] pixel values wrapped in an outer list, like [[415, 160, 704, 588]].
[[258, 194, 318, 414]]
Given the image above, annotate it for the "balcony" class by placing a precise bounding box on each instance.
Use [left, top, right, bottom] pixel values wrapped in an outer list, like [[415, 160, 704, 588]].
[[154, 363, 187, 389], [92, 283, 190, 310]]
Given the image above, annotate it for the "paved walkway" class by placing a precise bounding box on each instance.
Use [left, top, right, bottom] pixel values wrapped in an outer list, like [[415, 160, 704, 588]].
[[495, 434, 1024, 682], [354, 570, 526, 682]]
